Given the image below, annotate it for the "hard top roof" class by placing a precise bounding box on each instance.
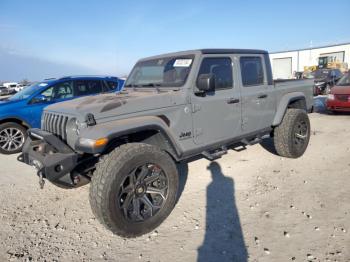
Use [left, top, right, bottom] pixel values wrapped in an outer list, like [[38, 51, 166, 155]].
[[139, 48, 268, 61]]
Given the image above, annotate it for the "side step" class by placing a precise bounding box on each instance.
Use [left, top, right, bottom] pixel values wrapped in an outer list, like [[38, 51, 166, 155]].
[[202, 146, 228, 161], [241, 134, 270, 146]]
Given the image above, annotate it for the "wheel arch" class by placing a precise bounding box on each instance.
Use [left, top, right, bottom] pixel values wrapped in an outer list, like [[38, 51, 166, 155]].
[[104, 128, 181, 160], [0, 117, 31, 129], [272, 92, 307, 126], [79, 116, 183, 160]]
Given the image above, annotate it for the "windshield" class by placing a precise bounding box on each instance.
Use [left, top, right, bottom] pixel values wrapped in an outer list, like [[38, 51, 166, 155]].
[[9, 82, 43, 101], [125, 55, 194, 88], [336, 73, 350, 86], [314, 70, 330, 79]]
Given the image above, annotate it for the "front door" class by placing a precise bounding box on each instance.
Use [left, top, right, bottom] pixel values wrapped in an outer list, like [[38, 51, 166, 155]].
[[191, 56, 242, 145], [29, 81, 74, 127]]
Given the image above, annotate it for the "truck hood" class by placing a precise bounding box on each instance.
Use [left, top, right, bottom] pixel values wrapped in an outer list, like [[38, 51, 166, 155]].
[[45, 88, 185, 121]]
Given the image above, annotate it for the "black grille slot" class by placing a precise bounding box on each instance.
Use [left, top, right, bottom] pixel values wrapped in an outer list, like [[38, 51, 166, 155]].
[[42, 112, 69, 140]]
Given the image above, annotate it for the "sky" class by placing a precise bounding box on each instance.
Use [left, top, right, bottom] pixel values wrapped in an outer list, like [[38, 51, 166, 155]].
[[1, 0, 350, 81]]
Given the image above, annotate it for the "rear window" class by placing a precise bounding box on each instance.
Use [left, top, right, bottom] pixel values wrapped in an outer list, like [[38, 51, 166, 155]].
[[240, 57, 264, 86], [105, 80, 119, 91], [314, 70, 330, 78], [75, 80, 102, 96]]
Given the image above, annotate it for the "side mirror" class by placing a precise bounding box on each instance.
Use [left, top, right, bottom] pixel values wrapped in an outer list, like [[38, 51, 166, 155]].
[[197, 74, 215, 92], [31, 94, 49, 104]]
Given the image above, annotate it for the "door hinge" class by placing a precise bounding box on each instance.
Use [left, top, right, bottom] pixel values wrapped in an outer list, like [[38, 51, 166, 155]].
[[242, 118, 247, 130], [195, 128, 203, 137], [192, 104, 201, 113]]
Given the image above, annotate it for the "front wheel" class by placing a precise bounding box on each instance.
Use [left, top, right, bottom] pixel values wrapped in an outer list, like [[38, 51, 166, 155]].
[[273, 109, 310, 158], [89, 143, 179, 237], [0, 122, 27, 154]]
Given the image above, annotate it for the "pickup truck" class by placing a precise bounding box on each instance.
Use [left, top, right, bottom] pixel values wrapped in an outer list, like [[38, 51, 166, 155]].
[[0, 76, 124, 154], [18, 49, 313, 237]]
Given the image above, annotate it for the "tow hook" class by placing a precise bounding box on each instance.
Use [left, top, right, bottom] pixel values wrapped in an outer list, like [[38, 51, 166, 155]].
[[38, 171, 45, 189], [32, 160, 45, 189]]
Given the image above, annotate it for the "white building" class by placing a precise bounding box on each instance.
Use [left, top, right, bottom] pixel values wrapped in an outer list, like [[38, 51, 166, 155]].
[[269, 42, 350, 79]]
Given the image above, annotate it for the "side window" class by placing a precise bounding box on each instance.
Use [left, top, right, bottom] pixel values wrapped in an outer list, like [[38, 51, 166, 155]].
[[40, 87, 54, 101], [53, 81, 73, 99], [240, 57, 265, 86], [75, 80, 102, 96], [74, 80, 88, 96], [197, 57, 233, 89], [105, 80, 119, 91], [88, 80, 102, 94]]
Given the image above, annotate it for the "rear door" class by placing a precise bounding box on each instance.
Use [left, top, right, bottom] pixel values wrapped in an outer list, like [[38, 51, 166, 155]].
[[238, 55, 275, 134], [191, 55, 242, 145]]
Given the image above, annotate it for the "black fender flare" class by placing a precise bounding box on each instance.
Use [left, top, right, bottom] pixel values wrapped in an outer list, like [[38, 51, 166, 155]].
[[272, 92, 307, 126], [77, 116, 183, 159]]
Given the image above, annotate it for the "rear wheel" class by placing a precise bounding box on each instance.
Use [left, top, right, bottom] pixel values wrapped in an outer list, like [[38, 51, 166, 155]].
[[0, 122, 27, 154], [89, 143, 179, 237], [273, 109, 310, 158]]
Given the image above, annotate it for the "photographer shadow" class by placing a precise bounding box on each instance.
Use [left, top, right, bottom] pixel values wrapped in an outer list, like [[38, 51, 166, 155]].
[[197, 162, 247, 262]]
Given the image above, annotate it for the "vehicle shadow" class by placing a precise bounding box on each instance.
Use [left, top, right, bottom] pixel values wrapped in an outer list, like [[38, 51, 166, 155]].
[[176, 161, 188, 204], [197, 162, 247, 262], [259, 138, 278, 156]]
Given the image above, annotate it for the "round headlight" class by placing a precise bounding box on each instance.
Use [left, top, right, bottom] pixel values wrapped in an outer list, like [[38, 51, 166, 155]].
[[73, 119, 80, 135], [67, 118, 80, 135]]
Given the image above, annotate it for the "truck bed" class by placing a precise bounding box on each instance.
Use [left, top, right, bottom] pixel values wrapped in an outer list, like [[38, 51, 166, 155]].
[[274, 79, 314, 111]]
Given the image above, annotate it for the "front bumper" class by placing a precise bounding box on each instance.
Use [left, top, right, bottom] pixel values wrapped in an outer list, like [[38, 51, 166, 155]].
[[326, 99, 350, 112], [18, 128, 80, 188]]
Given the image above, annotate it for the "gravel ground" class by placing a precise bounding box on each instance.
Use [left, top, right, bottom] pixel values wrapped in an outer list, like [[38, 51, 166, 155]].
[[0, 103, 349, 261]]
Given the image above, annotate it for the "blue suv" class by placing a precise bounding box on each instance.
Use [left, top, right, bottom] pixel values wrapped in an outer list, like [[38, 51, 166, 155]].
[[0, 76, 124, 154]]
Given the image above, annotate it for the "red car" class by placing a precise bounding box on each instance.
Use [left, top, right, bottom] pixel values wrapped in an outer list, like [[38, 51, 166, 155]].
[[326, 73, 350, 113]]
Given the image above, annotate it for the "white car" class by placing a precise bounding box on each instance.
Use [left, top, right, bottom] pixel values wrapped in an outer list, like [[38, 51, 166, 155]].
[[3, 82, 18, 94], [14, 84, 25, 92]]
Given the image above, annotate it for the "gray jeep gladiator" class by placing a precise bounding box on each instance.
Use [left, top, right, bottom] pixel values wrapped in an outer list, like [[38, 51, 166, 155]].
[[18, 49, 313, 237]]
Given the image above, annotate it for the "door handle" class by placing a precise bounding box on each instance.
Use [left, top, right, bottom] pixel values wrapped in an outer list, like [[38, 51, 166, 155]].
[[227, 98, 240, 104], [257, 94, 268, 99]]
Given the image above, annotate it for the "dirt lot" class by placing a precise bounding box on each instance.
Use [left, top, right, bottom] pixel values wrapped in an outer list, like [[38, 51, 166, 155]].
[[0, 103, 349, 261]]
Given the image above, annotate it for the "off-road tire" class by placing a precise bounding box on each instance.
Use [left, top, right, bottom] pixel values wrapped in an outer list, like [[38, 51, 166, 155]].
[[89, 143, 179, 237], [0, 122, 27, 154], [273, 109, 310, 158]]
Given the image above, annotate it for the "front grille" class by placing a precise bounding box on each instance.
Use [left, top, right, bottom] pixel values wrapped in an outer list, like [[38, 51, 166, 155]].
[[42, 112, 69, 140], [335, 94, 349, 102]]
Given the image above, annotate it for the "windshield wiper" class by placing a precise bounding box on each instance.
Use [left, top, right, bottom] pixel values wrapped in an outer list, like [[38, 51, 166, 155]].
[[141, 83, 163, 93], [124, 84, 139, 88], [141, 83, 161, 87]]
